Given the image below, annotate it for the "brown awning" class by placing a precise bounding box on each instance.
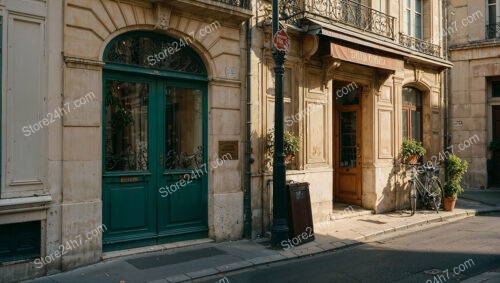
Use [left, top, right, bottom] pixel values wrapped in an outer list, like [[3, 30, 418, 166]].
[[330, 42, 404, 71]]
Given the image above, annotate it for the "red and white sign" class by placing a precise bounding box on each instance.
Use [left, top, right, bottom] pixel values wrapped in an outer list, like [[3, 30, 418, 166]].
[[273, 30, 290, 51]]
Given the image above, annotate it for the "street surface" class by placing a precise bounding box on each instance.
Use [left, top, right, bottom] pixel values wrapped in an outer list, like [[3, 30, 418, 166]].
[[196, 212, 500, 283]]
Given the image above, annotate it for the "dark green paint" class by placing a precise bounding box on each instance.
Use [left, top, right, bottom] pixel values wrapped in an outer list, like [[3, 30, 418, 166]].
[[102, 32, 208, 251]]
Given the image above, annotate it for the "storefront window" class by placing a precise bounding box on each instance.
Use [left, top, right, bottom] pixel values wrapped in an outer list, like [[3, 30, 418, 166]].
[[402, 87, 423, 141]]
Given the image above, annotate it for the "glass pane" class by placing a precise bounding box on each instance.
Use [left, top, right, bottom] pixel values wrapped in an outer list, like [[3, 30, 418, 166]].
[[340, 112, 357, 168], [415, 14, 422, 39], [402, 109, 408, 138], [105, 80, 149, 172], [165, 87, 203, 170], [411, 110, 422, 142], [405, 10, 411, 34], [415, 0, 422, 13], [104, 34, 205, 74], [335, 82, 361, 106], [489, 5, 497, 25], [493, 81, 500, 97], [402, 87, 422, 106]]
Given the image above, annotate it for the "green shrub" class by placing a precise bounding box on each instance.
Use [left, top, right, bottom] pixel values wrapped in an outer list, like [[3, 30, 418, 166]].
[[444, 155, 469, 182], [443, 180, 464, 199]]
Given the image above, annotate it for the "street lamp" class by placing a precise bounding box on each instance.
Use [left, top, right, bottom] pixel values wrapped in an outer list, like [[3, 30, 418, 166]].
[[271, 0, 289, 248]]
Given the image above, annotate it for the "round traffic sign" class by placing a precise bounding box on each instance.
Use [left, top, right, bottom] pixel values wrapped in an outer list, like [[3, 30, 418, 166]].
[[273, 30, 290, 51]]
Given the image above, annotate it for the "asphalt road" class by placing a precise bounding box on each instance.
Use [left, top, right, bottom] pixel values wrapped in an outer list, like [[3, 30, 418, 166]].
[[195, 212, 500, 283]]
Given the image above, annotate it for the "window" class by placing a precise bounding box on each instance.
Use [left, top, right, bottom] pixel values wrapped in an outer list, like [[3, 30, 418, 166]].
[[488, 0, 497, 25], [493, 81, 500, 97], [487, 0, 499, 38], [404, 0, 423, 39], [374, 0, 387, 13], [0, 221, 41, 263], [402, 87, 423, 141]]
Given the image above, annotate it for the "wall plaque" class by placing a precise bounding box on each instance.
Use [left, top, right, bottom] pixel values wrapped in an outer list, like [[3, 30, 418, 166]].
[[218, 141, 238, 160]]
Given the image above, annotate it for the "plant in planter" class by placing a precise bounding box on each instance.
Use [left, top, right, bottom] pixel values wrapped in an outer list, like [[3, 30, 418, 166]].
[[443, 180, 464, 211], [266, 128, 301, 167], [443, 155, 469, 211], [401, 138, 426, 164], [445, 154, 469, 180]]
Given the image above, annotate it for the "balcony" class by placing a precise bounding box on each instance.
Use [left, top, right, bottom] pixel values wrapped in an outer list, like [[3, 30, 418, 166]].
[[399, 33, 440, 57], [213, 0, 251, 9], [280, 0, 396, 39], [486, 22, 500, 39]]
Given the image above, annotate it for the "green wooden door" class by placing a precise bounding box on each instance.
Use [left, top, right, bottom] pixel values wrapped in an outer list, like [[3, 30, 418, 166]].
[[102, 74, 208, 251]]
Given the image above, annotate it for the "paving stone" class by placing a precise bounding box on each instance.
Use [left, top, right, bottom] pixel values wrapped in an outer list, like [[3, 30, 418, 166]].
[[165, 274, 191, 283], [185, 268, 219, 279]]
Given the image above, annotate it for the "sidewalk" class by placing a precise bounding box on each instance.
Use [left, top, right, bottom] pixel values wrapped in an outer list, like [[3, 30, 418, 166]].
[[24, 195, 500, 283]]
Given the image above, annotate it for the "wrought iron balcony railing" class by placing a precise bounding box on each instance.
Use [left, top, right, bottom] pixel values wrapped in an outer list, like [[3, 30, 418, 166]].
[[214, 0, 251, 9], [486, 22, 500, 39], [279, 0, 396, 39], [399, 33, 440, 57]]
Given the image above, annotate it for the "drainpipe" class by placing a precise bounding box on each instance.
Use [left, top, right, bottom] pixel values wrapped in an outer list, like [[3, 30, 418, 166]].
[[443, 0, 450, 179], [244, 18, 253, 239]]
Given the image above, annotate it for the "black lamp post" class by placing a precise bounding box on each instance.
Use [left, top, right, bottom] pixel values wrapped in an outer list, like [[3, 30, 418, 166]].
[[271, 0, 289, 248]]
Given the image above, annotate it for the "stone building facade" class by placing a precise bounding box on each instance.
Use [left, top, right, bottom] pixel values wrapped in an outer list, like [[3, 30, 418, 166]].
[[0, 0, 454, 282], [1, 0, 251, 282], [447, 0, 500, 188], [250, 0, 451, 235]]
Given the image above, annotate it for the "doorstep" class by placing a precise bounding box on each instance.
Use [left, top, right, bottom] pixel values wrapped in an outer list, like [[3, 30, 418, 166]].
[[102, 238, 214, 260]]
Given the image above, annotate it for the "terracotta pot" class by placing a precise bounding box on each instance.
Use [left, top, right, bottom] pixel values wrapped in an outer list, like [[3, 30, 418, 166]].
[[285, 153, 294, 163], [406, 154, 419, 164], [443, 197, 457, 211]]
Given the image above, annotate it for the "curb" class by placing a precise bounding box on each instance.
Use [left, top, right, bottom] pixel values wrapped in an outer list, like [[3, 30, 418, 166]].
[[167, 207, 500, 283]]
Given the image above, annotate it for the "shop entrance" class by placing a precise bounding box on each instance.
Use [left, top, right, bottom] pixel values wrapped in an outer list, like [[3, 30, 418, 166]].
[[101, 32, 208, 251], [334, 81, 362, 205]]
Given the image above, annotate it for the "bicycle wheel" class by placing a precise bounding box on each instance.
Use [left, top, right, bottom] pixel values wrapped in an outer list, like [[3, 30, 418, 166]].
[[409, 181, 417, 216], [428, 178, 444, 213]]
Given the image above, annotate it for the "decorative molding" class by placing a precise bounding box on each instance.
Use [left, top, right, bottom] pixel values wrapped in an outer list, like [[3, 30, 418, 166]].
[[64, 56, 105, 70], [322, 56, 341, 90], [154, 3, 172, 30], [302, 34, 319, 62], [375, 70, 394, 95]]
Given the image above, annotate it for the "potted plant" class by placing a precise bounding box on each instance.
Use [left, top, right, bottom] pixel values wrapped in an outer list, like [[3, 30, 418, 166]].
[[443, 180, 464, 211], [443, 155, 469, 211], [266, 128, 301, 166], [445, 154, 469, 181], [401, 138, 426, 164]]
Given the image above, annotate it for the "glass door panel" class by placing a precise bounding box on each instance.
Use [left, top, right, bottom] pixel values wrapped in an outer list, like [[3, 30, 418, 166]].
[[165, 87, 203, 170], [340, 111, 357, 168], [158, 85, 207, 237], [105, 80, 149, 172]]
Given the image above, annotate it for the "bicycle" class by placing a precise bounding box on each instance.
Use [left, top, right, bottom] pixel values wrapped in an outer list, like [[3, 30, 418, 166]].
[[405, 164, 444, 216]]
